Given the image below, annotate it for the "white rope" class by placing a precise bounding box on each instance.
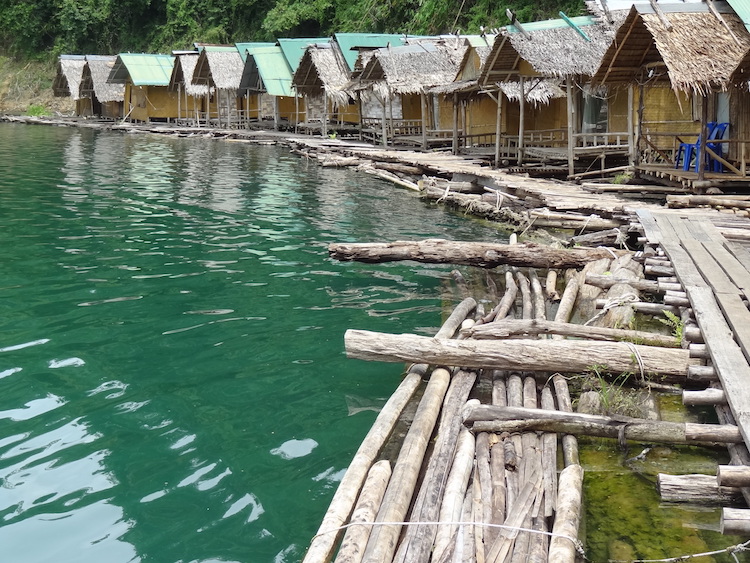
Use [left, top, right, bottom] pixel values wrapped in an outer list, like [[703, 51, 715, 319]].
[[583, 292, 639, 326], [609, 538, 750, 562], [597, 245, 620, 259], [311, 519, 586, 556], [625, 341, 646, 382]]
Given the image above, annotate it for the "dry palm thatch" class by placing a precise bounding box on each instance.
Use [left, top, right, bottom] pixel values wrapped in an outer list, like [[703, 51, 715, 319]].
[[731, 47, 750, 88], [500, 78, 566, 106], [593, 7, 750, 95], [53, 55, 86, 99], [172, 54, 211, 97], [81, 55, 124, 103], [480, 19, 617, 86], [193, 50, 244, 92], [356, 41, 468, 99], [293, 44, 352, 107]]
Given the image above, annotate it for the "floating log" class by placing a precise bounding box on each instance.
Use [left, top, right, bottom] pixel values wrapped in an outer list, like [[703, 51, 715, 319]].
[[594, 299, 680, 316], [721, 508, 750, 535], [552, 374, 579, 466], [667, 195, 750, 210], [464, 405, 743, 445], [464, 318, 679, 347], [334, 460, 392, 563], [717, 465, 750, 487], [362, 368, 451, 563], [596, 254, 642, 329], [344, 330, 695, 376], [570, 227, 624, 247], [548, 464, 583, 563], [527, 209, 620, 231], [302, 366, 423, 563], [545, 270, 560, 302], [687, 365, 717, 381], [657, 473, 743, 505], [328, 240, 628, 269], [683, 388, 727, 406], [553, 272, 579, 326]]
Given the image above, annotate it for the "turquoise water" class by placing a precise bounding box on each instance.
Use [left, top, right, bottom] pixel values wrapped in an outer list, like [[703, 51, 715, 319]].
[[0, 124, 507, 563]]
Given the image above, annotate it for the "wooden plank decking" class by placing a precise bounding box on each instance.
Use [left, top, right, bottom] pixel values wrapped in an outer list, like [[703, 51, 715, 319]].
[[637, 210, 750, 452]]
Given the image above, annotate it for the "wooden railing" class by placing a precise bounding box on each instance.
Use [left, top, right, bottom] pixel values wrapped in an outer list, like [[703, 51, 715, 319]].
[[573, 131, 629, 148]]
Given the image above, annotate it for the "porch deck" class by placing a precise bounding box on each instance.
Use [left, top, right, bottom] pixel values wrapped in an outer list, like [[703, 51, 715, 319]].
[[637, 163, 750, 192]]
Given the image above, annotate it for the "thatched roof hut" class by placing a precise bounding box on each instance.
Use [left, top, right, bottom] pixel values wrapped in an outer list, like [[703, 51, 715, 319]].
[[333, 33, 407, 71], [499, 78, 566, 106], [192, 47, 245, 91], [81, 55, 124, 103], [293, 43, 352, 106], [591, 5, 750, 94], [53, 55, 86, 98], [356, 40, 468, 98], [480, 15, 617, 86], [170, 53, 210, 97]]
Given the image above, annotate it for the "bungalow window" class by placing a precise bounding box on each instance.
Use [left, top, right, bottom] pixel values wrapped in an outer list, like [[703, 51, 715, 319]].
[[581, 85, 608, 134]]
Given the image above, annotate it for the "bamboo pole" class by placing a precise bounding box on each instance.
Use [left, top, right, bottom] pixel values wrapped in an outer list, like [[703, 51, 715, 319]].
[[465, 405, 743, 444], [553, 374, 579, 466], [334, 461, 392, 563], [548, 464, 583, 562], [465, 318, 679, 347], [362, 368, 451, 563]]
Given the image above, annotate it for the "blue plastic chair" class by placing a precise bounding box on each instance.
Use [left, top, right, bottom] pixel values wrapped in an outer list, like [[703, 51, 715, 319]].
[[675, 122, 716, 171], [701, 122, 729, 173]]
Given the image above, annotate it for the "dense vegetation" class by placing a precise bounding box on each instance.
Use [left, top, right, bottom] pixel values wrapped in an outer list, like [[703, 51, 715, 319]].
[[0, 0, 585, 58]]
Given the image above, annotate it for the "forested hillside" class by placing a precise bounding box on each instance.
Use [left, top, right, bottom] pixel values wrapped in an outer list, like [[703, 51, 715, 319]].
[[0, 0, 585, 58]]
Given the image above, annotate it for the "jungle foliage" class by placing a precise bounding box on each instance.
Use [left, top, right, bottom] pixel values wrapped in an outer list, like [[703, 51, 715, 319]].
[[0, 0, 585, 58]]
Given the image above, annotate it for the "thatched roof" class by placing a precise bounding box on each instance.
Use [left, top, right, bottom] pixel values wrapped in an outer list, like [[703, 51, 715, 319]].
[[480, 16, 616, 85], [429, 43, 494, 95], [192, 49, 245, 91], [170, 54, 210, 97], [293, 43, 352, 105], [500, 78, 566, 105], [356, 41, 468, 97], [80, 55, 124, 103], [53, 55, 86, 99], [731, 47, 750, 87], [592, 6, 750, 94]]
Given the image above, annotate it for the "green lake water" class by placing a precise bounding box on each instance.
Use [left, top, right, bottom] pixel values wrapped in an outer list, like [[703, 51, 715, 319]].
[[0, 124, 508, 562]]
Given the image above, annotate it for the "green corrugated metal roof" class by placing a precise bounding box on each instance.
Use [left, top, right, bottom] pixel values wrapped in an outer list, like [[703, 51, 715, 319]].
[[464, 34, 494, 48], [333, 33, 406, 70], [112, 53, 175, 86], [246, 46, 295, 97], [506, 15, 597, 33], [235, 42, 275, 62], [277, 38, 330, 72], [725, 0, 750, 30]]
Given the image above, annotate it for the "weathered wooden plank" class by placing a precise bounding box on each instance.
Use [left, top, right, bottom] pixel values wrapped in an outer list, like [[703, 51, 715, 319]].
[[687, 286, 750, 452], [651, 214, 707, 289], [681, 239, 738, 295], [635, 209, 661, 245], [714, 292, 750, 367], [702, 241, 750, 295]]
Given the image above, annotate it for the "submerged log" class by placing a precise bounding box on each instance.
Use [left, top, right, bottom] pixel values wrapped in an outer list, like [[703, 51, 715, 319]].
[[584, 273, 659, 293], [344, 330, 695, 376], [329, 240, 628, 269], [464, 405, 743, 445], [464, 318, 678, 347]]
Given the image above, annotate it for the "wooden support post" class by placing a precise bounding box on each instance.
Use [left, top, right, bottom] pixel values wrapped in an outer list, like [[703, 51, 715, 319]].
[[698, 95, 708, 182], [495, 89, 503, 168], [628, 83, 635, 166], [518, 75, 525, 166], [381, 97, 388, 148], [566, 76, 575, 176], [452, 92, 459, 156], [420, 93, 428, 150]]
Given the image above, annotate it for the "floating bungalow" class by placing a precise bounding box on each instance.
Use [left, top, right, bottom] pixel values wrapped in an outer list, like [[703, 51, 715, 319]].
[[169, 51, 211, 126], [293, 43, 356, 134], [52, 54, 87, 115], [107, 53, 178, 122], [354, 39, 468, 148], [478, 15, 620, 174], [237, 44, 302, 129], [591, 2, 750, 189], [277, 38, 331, 128], [79, 55, 125, 119], [192, 45, 247, 128]]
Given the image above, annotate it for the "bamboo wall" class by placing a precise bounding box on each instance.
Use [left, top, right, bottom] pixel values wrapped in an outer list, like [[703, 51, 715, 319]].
[[729, 86, 750, 164], [402, 94, 422, 121], [126, 84, 180, 121], [640, 86, 696, 151], [279, 96, 302, 124], [464, 96, 497, 136]]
